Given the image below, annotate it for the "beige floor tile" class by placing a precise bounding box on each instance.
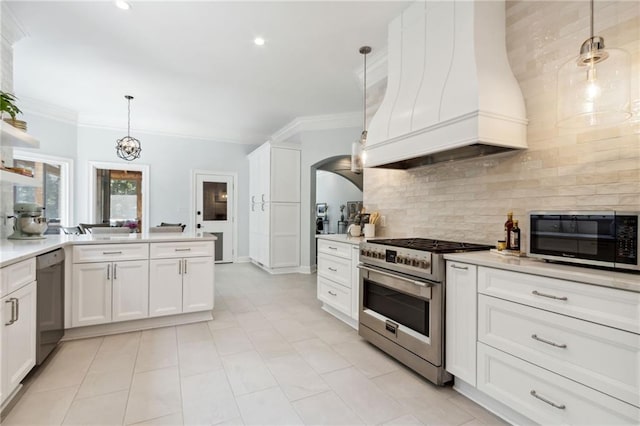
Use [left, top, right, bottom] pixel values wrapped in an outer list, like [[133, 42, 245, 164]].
[[235, 387, 303, 426], [140, 326, 177, 344], [332, 339, 400, 378], [90, 351, 138, 375], [214, 417, 245, 426], [178, 339, 223, 377], [181, 370, 240, 425], [322, 367, 406, 424], [221, 350, 278, 396], [292, 338, 351, 374], [448, 393, 510, 426], [128, 412, 183, 426], [62, 390, 128, 425], [383, 414, 424, 425], [211, 327, 254, 356], [371, 368, 456, 403], [223, 296, 257, 314], [124, 367, 182, 425], [76, 368, 133, 399], [135, 332, 178, 373], [256, 303, 294, 321], [176, 321, 213, 344], [309, 318, 358, 345], [269, 318, 317, 343], [98, 332, 141, 355], [265, 354, 330, 401], [247, 327, 296, 359], [234, 311, 273, 331], [292, 390, 364, 425], [3, 385, 78, 426], [208, 310, 240, 331]]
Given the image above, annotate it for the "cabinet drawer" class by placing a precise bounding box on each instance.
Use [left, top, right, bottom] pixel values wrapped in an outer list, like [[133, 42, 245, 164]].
[[478, 266, 640, 334], [479, 295, 640, 407], [317, 254, 351, 288], [73, 243, 148, 263], [1, 258, 36, 297], [477, 343, 640, 425], [317, 276, 351, 316], [150, 241, 214, 259], [317, 240, 352, 260]]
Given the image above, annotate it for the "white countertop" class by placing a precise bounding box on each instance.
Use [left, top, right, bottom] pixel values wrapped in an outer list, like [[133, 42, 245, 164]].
[[0, 232, 217, 268], [444, 251, 640, 293], [315, 234, 364, 246]]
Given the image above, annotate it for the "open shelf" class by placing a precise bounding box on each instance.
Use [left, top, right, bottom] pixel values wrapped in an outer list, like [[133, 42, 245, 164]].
[[0, 169, 41, 186], [0, 121, 40, 148]]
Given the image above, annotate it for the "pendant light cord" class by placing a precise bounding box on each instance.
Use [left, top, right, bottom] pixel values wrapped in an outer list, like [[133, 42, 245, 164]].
[[127, 98, 131, 138], [590, 0, 594, 39], [363, 51, 367, 131]]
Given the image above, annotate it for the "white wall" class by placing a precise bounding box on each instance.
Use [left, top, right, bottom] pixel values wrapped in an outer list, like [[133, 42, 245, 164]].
[[316, 170, 362, 233], [20, 112, 77, 159]]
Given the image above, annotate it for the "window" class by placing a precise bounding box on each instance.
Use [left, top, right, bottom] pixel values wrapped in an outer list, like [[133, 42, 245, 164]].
[[12, 152, 73, 234], [96, 169, 142, 229]]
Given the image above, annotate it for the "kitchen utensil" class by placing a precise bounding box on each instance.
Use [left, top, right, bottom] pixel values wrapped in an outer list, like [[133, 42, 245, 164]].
[[8, 203, 47, 240], [347, 224, 362, 237]]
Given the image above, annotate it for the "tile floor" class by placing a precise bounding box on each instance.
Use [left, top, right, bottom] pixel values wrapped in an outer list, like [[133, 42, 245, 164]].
[[3, 263, 508, 426]]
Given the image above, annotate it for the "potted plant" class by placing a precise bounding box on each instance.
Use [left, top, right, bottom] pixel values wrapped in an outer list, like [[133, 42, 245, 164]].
[[0, 91, 26, 131]]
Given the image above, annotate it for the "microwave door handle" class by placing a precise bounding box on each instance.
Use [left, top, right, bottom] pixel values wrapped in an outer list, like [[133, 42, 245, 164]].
[[357, 264, 433, 288]]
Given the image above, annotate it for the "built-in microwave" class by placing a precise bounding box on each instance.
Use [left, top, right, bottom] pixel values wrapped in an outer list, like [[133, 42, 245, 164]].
[[529, 211, 639, 272]]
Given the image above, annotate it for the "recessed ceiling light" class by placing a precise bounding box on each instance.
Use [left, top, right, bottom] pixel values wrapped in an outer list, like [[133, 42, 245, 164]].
[[254, 37, 265, 46], [115, 0, 131, 10]]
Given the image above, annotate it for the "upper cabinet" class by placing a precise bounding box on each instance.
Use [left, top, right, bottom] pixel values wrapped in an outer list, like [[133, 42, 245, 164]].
[[365, 0, 527, 169], [0, 121, 40, 149]]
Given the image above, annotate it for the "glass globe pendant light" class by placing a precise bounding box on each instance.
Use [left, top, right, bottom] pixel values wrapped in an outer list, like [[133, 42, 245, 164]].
[[351, 46, 371, 174], [116, 95, 142, 161], [557, 0, 631, 128]]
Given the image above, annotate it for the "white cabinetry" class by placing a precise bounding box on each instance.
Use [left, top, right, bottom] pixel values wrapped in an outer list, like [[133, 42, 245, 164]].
[[72, 244, 149, 327], [0, 259, 37, 406], [445, 261, 477, 386], [149, 242, 214, 317], [452, 265, 640, 424], [317, 239, 360, 328], [248, 142, 301, 271]]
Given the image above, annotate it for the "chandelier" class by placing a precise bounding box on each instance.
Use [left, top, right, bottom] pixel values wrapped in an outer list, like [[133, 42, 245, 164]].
[[116, 95, 142, 161]]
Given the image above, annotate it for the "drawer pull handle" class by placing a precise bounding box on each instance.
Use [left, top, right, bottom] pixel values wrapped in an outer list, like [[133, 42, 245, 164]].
[[450, 264, 468, 270], [532, 290, 568, 301], [103, 251, 122, 255], [328, 267, 337, 272], [328, 246, 338, 250], [531, 334, 567, 349], [107, 264, 111, 280], [530, 390, 566, 410], [5, 298, 17, 325], [328, 290, 337, 296], [175, 248, 192, 252]]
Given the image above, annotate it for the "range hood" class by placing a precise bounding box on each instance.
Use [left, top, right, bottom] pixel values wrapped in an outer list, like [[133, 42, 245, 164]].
[[365, 0, 528, 169]]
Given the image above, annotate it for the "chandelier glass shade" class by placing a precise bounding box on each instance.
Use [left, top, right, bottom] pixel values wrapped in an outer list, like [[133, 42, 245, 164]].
[[116, 95, 141, 161]]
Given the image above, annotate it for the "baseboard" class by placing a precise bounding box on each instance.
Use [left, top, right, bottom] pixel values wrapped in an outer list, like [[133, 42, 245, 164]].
[[62, 311, 213, 340], [298, 265, 316, 274], [249, 260, 305, 275], [321, 304, 358, 330], [235, 256, 251, 263]]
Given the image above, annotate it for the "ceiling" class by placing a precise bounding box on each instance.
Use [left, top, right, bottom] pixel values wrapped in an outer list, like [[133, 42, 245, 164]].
[[7, 1, 408, 144]]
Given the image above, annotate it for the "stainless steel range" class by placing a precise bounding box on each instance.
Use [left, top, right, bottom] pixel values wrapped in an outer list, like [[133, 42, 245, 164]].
[[358, 238, 492, 385]]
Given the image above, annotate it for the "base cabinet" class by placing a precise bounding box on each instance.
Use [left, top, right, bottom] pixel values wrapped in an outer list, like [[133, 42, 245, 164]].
[[112, 261, 149, 322], [182, 257, 215, 313], [1, 281, 36, 405]]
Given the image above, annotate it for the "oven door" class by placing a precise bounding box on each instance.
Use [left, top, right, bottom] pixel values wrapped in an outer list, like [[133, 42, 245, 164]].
[[358, 264, 443, 366]]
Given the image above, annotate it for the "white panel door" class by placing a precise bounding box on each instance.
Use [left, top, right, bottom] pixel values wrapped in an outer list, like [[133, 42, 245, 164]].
[[195, 173, 234, 263], [112, 260, 149, 322], [72, 263, 112, 327], [1, 281, 36, 402], [182, 257, 214, 313], [149, 259, 182, 317]]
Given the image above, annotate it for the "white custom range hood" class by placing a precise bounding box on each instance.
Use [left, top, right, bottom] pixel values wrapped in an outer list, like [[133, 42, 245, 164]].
[[365, 0, 528, 169]]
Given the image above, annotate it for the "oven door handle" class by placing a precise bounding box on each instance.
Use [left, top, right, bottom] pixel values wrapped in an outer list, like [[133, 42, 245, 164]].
[[357, 264, 433, 288]]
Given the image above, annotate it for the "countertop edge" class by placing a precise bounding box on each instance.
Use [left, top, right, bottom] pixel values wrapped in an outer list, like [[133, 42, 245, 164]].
[[444, 251, 640, 293], [315, 234, 364, 246]]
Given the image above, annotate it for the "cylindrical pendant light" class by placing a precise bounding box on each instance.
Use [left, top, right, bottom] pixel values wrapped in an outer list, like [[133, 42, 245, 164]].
[[351, 46, 371, 174], [557, 0, 631, 128]]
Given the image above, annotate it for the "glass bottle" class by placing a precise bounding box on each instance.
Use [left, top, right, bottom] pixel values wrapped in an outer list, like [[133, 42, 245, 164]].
[[504, 212, 514, 249], [510, 220, 521, 252]]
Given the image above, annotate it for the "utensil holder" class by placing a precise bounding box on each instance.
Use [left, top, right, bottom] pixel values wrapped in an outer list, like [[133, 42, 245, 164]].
[[364, 223, 375, 238]]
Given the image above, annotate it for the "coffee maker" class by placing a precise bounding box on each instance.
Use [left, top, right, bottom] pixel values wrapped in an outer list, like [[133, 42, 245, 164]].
[[8, 203, 48, 240]]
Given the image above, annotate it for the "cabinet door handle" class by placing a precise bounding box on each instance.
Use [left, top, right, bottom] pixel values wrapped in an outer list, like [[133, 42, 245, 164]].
[[261, 202, 265, 212], [251, 196, 256, 203], [531, 334, 567, 348], [14, 298, 19, 322], [328, 290, 337, 296], [328, 267, 337, 272], [107, 264, 111, 280], [261, 194, 265, 202], [113, 263, 118, 280], [532, 290, 568, 301], [5, 298, 17, 325], [328, 246, 338, 250], [450, 264, 468, 270], [251, 203, 255, 212], [175, 248, 191, 252], [530, 390, 566, 410], [183, 259, 187, 274], [103, 251, 122, 255]]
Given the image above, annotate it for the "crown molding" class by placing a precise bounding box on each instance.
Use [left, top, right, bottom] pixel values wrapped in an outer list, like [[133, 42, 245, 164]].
[[354, 46, 388, 89], [1, 3, 28, 45], [270, 111, 361, 143], [20, 96, 79, 124]]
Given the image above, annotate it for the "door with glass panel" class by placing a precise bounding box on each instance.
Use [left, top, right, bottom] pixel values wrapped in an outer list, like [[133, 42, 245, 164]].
[[195, 173, 234, 263]]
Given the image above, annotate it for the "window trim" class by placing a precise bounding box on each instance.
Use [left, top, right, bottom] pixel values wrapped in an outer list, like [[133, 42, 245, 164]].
[[13, 150, 74, 226], [87, 161, 149, 232]]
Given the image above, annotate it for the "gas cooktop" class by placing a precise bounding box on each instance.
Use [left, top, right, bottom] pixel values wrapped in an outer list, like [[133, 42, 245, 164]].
[[366, 238, 493, 254]]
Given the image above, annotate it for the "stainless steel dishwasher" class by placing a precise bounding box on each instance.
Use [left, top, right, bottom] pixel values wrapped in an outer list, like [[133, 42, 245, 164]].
[[36, 249, 65, 365]]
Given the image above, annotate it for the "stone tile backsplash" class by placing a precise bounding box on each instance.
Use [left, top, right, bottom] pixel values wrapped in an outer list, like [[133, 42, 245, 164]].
[[363, 0, 640, 247]]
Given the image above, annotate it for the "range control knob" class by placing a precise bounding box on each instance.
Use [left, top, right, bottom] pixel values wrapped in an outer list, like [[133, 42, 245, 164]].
[[419, 260, 430, 269], [396, 256, 405, 264]]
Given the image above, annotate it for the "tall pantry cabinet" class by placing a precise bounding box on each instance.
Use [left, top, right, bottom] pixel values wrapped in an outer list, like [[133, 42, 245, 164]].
[[248, 142, 301, 272]]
